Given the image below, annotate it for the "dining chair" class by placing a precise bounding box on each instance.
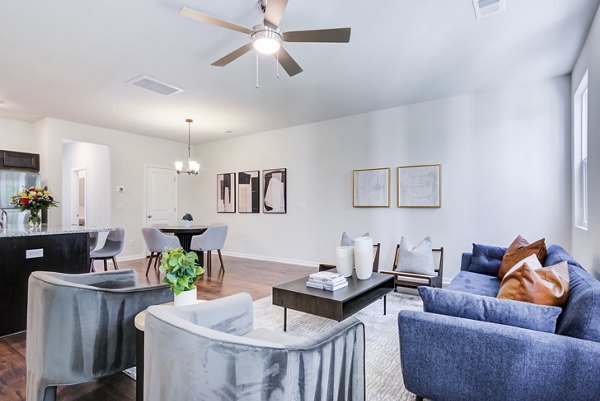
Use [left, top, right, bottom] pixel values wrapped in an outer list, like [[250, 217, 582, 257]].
[[141, 227, 181, 276], [88, 231, 98, 252], [190, 224, 228, 275], [90, 227, 125, 271]]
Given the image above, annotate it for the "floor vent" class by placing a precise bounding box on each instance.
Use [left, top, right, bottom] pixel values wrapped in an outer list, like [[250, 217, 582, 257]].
[[472, 0, 506, 19], [127, 75, 183, 95]]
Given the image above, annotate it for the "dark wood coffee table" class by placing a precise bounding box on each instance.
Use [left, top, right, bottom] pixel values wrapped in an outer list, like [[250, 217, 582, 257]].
[[272, 272, 394, 331]]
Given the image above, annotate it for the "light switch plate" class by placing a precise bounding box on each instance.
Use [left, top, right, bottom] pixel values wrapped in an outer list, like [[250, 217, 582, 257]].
[[26, 248, 44, 259]]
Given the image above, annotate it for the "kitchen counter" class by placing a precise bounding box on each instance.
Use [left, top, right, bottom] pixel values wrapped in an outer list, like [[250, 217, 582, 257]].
[[0, 226, 113, 336], [0, 225, 113, 238]]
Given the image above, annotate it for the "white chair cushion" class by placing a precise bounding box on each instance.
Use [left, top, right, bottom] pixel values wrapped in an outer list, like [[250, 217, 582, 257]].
[[398, 236, 435, 275]]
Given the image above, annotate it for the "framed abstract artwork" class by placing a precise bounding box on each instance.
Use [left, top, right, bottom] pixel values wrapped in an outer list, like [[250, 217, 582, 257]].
[[217, 172, 236, 213], [353, 167, 390, 208], [238, 170, 260, 213], [397, 164, 441, 208], [263, 168, 287, 214]]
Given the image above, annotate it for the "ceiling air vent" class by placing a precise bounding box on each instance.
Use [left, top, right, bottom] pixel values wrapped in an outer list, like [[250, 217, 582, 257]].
[[127, 75, 183, 95], [472, 0, 506, 19]]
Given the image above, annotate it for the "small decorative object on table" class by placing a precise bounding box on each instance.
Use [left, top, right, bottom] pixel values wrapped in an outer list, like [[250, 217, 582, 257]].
[[10, 186, 58, 228], [335, 246, 354, 277], [182, 213, 193, 228], [306, 271, 348, 291], [159, 247, 204, 306], [354, 236, 374, 280]]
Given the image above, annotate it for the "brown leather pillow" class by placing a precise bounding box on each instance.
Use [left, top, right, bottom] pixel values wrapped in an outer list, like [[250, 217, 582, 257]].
[[498, 235, 547, 279], [497, 260, 570, 306]]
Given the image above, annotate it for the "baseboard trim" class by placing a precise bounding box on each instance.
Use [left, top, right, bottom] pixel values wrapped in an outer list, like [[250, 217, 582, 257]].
[[118, 254, 146, 262], [220, 251, 318, 268]]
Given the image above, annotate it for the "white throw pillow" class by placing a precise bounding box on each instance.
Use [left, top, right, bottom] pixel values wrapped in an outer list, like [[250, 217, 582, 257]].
[[398, 236, 435, 275], [340, 232, 370, 246]]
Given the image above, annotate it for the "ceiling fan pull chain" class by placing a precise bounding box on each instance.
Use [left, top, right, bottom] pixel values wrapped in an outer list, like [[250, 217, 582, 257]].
[[256, 51, 259, 88], [276, 51, 280, 79]]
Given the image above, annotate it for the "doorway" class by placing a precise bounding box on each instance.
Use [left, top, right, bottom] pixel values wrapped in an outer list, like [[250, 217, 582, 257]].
[[71, 168, 86, 226]]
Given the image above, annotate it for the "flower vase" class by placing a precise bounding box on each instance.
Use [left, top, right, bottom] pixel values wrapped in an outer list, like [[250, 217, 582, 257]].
[[28, 209, 42, 228], [174, 286, 197, 306], [354, 237, 374, 280]]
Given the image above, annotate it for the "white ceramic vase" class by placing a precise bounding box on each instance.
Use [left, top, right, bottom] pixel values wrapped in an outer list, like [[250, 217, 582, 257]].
[[336, 246, 355, 277], [354, 237, 374, 280], [174, 286, 197, 306]]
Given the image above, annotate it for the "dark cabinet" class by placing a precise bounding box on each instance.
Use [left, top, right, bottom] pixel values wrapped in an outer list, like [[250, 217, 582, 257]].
[[0, 150, 40, 171], [0, 233, 90, 336]]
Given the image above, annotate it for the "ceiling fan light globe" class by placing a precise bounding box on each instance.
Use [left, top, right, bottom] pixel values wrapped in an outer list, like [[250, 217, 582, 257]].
[[251, 26, 283, 54], [253, 37, 280, 54]]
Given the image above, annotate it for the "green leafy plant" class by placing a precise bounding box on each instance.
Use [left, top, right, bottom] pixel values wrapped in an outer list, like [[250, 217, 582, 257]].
[[159, 247, 204, 295]]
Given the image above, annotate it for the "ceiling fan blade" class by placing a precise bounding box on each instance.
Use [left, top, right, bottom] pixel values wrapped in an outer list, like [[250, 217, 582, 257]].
[[179, 7, 253, 35], [283, 28, 351, 43], [211, 43, 254, 67], [275, 48, 303, 77], [264, 0, 288, 28]]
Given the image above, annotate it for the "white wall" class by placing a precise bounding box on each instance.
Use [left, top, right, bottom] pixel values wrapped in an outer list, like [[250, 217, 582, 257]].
[[26, 118, 196, 259], [572, 5, 600, 275], [61, 141, 111, 228], [192, 76, 572, 280], [0, 117, 39, 153]]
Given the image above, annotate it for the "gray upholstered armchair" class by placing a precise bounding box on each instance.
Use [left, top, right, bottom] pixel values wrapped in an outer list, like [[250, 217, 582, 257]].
[[144, 293, 366, 401], [26, 269, 172, 401]]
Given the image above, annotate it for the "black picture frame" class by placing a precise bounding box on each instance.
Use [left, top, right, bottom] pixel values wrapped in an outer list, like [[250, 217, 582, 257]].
[[238, 170, 260, 213], [263, 168, 287, 214], [217, 172, 236, 213]]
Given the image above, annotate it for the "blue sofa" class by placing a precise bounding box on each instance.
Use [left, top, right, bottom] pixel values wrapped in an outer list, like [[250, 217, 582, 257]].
[[398, 245, 600, 401]]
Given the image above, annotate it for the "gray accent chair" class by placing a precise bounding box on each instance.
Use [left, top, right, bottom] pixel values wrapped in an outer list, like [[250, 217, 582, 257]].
[[26, 269, 172, 401], [190, 223, 228, 275], [141, 227, 181, 276], [144, 293, 366, 401], [90, 227, 125, 271]]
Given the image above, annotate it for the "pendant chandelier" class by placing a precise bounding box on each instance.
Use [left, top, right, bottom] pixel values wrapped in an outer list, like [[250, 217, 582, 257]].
[[175, 118, 200, 175]]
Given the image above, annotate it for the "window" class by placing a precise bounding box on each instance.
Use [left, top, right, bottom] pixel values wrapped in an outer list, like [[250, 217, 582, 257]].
[[574, 71, 588, 229]]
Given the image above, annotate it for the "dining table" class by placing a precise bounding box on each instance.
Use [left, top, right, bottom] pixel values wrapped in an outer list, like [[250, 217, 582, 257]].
[[156, 225, 208, 265]]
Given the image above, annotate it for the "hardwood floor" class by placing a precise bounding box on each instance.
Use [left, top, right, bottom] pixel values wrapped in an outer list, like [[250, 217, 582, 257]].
[[0, 254, 314, 401]]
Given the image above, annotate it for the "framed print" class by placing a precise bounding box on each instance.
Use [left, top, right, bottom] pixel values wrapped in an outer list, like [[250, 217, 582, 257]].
[[353, 168, 390, 208], [263, 168, 287, 214], [238, 170, 260, 213], [398, 164, 441, 208], [217, 172, 236, 213]]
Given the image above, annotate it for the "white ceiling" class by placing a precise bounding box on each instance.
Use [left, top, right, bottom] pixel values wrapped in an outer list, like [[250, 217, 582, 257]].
[[0, 0, 598, 143]]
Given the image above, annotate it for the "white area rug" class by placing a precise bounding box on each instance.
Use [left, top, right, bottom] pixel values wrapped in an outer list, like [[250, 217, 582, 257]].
[[125, 292, 423, 401], [253, 292, 423, 401]]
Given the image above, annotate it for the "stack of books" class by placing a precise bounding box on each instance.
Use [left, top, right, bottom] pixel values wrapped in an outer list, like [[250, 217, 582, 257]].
[[306, 271, 349, 291]]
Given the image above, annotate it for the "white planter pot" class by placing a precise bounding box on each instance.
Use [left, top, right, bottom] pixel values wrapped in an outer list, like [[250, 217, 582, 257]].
[[336, 246, 354, 277], [184, 220, 191, 228], [354, 237, 374, 280], [174, 286, 197, 306]]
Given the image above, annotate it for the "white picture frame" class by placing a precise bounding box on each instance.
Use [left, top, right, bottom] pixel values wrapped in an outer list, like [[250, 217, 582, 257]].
[[353, 168, 390, 208], [398, 164, 441, 208]]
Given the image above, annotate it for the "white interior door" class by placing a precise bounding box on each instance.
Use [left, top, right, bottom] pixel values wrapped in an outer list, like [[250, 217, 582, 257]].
[[145, 166, 177, 227]]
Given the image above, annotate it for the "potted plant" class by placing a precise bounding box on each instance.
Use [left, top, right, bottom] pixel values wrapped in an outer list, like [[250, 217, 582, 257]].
[[159, 247, 204, 306], [10, 186, 58, 228], [182, 213, 193, 228]]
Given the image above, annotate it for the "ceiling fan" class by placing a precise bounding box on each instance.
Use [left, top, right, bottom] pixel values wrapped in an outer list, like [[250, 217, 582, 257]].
[[179, 0, 351, 77]]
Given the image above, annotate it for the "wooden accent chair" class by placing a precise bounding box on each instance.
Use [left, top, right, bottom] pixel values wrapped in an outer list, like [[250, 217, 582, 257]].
[[318, 243, 381, 272], [381, 246, 444, 290]]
